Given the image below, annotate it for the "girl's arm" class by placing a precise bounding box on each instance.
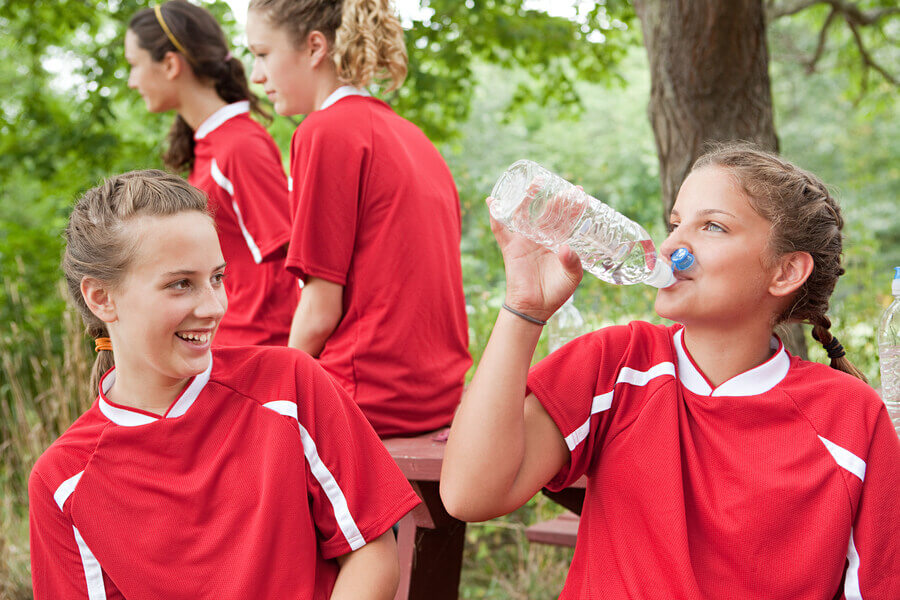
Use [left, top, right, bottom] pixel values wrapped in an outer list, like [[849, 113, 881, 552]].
[[440, 205, 582, 521], [289, 276, 343, 356], [330, 531, 399, 600]]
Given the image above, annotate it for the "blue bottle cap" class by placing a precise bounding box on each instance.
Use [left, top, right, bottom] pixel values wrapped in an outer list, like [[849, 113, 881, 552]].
[[671, 248, 695, 272], [894, 266, 900, 280]]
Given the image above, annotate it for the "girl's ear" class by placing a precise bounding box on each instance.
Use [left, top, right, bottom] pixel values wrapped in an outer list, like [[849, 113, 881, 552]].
[[81, 277, 118, 324], [769, 251, 814, 298], [161, 50, 187, 80], [306, 30, 330, 68]]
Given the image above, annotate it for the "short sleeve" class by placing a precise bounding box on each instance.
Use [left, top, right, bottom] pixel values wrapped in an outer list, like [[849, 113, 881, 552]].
[[29, 469, 118, 599], [219, 133, 291, 262], [293, 355, 420, 558], [285, 117, 365, 285], [527, 326, 634, 490], [846, 405, 900, 598]]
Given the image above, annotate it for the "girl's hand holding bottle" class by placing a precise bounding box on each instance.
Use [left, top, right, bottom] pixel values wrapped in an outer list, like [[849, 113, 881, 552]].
[[487, 196, 583, 324]]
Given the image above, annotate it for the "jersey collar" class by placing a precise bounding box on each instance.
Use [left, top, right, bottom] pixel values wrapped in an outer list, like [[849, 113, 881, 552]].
[[318, 85, 370, 111], [194, 101, 250, 140], [97, 359, 213, 426], [673, 328, 789, 396]]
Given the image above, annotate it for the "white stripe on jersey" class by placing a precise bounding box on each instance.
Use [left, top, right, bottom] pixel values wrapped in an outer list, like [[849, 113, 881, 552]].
[[210, 158, 263, 264], [72, 526, 107, 599], [54, 471, 84, 511], [262, 401, 366, 550], [565, 362, 675, 451], [818, 435, 866, 481], [844, 528, 862, 600], [54, 475, 107, 598]]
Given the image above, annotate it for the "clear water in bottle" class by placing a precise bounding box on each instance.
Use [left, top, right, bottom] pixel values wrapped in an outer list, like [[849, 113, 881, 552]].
[[548, 296, 588, 353], [490, 160, 674, 288], [876, 266, 900, 436]]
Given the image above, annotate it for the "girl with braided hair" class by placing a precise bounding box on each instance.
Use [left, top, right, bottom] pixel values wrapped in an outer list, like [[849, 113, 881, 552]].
[[245, 0, 471, 437], [441, 143, 899, 599], [125, 0, 297, 347]]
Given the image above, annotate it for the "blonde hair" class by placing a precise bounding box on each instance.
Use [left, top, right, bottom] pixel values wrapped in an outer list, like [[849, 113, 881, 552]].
[[62, 170, 210, 392], [692, 143, 867, 382], [249, 0, 407, 92]]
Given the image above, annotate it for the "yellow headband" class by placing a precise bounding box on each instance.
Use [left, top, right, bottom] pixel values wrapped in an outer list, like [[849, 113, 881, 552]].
[[94, 337, 113, 353], [154, 4, 197, 66]]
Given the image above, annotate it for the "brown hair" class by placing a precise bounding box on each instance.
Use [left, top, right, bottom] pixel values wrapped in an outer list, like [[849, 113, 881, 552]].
[[62, 170, 210, 393], [692, 142, 867, 381], [128, 0, 270, 172], [249, 0, 407, 93]]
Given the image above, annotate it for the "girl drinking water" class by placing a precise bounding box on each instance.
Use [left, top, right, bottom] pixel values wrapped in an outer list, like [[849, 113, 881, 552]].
[[126, 0, 297, 347], [29, 170, 419, 600], [441, 144, 899, 599], [244, 0, 472, 437]]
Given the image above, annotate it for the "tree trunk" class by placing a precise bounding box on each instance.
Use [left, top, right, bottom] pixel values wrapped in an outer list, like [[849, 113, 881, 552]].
[[633, 0, 807, 358]]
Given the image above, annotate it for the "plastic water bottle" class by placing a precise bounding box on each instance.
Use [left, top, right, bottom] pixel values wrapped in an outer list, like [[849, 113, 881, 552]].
[[490, 160, 675, 288], [877, 266, 900, 435], [548, 295, 588, 353]]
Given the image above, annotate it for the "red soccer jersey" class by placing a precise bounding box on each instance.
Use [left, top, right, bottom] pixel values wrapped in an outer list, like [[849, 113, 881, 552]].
[[286, 90, 471, 437], [528, 321, 900, 600], [29, 346, 421, 600], [189, 101, 298, 347]]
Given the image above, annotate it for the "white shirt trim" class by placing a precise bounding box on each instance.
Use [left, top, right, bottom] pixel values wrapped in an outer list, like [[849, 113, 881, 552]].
[[97, 359, 213, 426], [844, 528, 863, 600], [673, 329, 789, 396], [318, 85, 370, 111], [262, 401, 366, 550], [565, 362, 675, 451], [54, 471, 84, 511], [818, 435, 866, 481], [210, 158, 264, 264], [194, 101, 250, 140], [73, 526, 107, 599]]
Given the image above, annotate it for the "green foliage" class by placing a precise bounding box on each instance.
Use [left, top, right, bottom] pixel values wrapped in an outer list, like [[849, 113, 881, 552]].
[[395, 0, 638, 141]]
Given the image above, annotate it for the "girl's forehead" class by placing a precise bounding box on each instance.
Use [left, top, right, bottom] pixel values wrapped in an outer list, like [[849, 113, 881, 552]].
[[125, 212, 221, 271]]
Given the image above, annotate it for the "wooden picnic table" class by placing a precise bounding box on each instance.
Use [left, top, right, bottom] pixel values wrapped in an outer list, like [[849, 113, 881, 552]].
[[383, 428, 585, 600]]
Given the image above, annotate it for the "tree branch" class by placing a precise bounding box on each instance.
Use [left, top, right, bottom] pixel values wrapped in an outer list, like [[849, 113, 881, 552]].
[[847, 19, 899, 86], [767, 0, 900, 24], [805, 8, 838, 73]]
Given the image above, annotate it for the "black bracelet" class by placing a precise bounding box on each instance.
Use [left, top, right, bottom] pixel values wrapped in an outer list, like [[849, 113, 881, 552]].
[[501, 303, 547, 326]]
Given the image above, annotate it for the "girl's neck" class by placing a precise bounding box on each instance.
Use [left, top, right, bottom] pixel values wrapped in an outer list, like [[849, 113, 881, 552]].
[[680, 321, 777, 388], [105, 360, 191, 417], [176, 83, 228, 132], [312, 71, 345, 111]]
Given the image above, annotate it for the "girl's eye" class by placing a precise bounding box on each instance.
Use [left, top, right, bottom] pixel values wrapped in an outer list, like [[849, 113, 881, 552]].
[[169, 280, 191, 291], [704, 222, 726, 233], [212, 273, 226, 285], [667, 222, 679, 233]]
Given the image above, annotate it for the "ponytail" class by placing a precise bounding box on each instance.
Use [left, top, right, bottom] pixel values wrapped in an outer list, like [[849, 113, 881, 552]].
[[129, 1, 270, 173], [250, 0, 408, 92], [811, 317, 868, 383]]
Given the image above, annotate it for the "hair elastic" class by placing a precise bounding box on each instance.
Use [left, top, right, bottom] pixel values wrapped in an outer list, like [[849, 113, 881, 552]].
[[154, 4, 197, 66], [224, 51, 233, 62], [821, 336, 845, 359], [501, 303, 547, 326], [94, 337, 113, 353]]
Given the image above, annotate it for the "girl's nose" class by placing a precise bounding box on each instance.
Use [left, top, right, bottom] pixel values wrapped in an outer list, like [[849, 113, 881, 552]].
[[249, 59, 264, 85], [197, 285, 227, 320]]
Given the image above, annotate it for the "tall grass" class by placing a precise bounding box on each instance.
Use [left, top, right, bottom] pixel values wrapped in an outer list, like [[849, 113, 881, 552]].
[[1, 276, 94, 599]]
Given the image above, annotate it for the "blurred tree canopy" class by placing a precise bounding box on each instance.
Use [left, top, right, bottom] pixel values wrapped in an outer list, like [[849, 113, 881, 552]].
[[0, 0, 896, 346]]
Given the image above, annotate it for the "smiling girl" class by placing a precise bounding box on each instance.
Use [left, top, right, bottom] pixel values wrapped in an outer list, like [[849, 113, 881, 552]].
[[440, 144, 899, 599], [29, 170, 419, 599], [125, 0, 297, 347], [244, 0, 471, 437]]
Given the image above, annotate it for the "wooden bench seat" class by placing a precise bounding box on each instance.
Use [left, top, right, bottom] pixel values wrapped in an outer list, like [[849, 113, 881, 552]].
[[525, 510, 580, 548]]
